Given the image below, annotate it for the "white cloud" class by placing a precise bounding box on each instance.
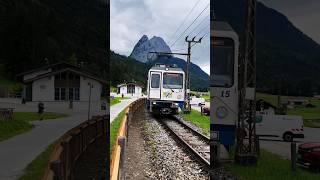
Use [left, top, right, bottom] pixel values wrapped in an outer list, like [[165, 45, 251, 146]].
[[110, 0, 210, 70]]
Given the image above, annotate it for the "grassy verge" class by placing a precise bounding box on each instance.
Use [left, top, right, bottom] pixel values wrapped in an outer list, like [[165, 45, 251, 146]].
[[110, 109, 126, 154], [181, 109, 209, 134], [304, 119, 320, 128], [18, 144, 54, 180], [257, 92, 320, 128], [110, 97, 130, 106], [0, 112, 68, 141], [227, 149, 320, 180]]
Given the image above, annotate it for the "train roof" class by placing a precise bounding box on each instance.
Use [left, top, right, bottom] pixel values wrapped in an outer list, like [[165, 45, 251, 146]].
[[149, 64, 184, 72], [211, 21, 234, 32], [210, 21, 238, 40]]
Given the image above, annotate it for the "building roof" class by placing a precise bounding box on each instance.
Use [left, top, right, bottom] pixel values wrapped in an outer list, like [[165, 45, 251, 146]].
[[149, 64, 184, 72], [17, 62, 107, 85], [117, 82, 143, 88]]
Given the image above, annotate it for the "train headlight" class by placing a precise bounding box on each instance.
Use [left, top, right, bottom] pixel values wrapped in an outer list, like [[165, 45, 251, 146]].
[[171, 102, 179, 107], [152, 102, 157, 105], [216, 106, 228, 119]]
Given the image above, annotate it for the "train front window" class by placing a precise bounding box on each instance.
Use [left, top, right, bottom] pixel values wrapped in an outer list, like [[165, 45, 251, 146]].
[[151, 74, 160, 88], [163, 73, 183, 89], [211, 37, 234, 87]]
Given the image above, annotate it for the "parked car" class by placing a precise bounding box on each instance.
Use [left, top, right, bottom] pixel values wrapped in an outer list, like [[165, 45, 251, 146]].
[[202, 106, 210, 116], [297, 142, 320, 170]]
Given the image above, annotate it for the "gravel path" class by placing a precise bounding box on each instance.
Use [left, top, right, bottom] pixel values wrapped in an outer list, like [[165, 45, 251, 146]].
[[124, 107, 209, 179]]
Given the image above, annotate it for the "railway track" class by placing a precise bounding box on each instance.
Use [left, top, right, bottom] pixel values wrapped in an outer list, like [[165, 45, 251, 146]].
[[159, 115, 210, 169]]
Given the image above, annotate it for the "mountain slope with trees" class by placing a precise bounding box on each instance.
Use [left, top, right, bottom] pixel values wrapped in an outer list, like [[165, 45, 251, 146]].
[[0, 0, 108, 81], [214, 0, 320, 96]]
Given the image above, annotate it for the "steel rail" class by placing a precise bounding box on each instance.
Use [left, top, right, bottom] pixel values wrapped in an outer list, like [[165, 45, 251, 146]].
[[158, 115, 210, 169]]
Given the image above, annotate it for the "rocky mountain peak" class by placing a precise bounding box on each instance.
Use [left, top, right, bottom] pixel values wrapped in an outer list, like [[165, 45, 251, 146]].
[[129, 35, 172, 63]]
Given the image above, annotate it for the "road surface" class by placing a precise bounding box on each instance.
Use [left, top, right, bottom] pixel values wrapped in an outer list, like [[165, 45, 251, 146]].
[[260, 127, 320, 160]]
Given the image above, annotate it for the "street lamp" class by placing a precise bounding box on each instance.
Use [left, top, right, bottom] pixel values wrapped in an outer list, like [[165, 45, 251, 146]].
[[87, 82, 93, 120]]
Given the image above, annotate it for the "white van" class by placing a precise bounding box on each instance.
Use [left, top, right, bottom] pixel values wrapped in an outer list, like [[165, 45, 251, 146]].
[[255, 110, 304, 142]]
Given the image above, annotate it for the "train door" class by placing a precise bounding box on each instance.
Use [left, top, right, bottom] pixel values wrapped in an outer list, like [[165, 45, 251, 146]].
[[149, 72, 161, 99]]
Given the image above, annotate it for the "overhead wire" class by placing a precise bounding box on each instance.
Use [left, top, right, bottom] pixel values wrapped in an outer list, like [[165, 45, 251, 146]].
[[168, 0, 202, 45], [170, 2, 210, 48]]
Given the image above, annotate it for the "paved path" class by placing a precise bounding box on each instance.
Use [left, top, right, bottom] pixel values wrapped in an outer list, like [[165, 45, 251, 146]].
[[0, 99, 107, 180], [110, 98, 137, 123], [260, 127, 320, 160], [191, 102, 209, 112]]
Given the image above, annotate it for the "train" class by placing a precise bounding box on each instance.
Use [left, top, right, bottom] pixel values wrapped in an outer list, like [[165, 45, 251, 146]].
[[210, 21, 239, 147], [146, 64, 185, 115]]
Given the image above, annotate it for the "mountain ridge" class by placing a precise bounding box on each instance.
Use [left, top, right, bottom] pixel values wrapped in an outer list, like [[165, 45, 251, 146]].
[[214, 0, 320, 96]]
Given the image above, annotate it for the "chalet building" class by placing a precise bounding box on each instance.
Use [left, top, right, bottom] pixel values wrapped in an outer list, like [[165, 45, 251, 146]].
[[117, 82, 143, 97], [17, 62, 107, 102]]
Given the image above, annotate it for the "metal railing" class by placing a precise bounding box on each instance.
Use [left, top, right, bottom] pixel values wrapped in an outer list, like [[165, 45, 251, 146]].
[[42, 115, 108, 180], [110, 98, 146, 180]]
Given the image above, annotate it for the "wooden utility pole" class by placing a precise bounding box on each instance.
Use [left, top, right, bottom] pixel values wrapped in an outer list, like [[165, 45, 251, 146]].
[[184, 36, 202, 113]]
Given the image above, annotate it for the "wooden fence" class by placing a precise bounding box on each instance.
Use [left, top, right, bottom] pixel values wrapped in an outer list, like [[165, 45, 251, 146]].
[[110, 98, 146, 180], [41, 115, 108, 180]]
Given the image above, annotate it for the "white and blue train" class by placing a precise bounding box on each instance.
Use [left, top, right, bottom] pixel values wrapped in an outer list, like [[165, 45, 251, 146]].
[[147, 64, 185, 115], [211, 21, 239, 147]]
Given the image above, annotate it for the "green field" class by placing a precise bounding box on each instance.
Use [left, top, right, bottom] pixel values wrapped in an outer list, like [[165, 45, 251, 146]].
[[0, 112, 68, 141], [181, 109, 209, 135], [257, 92, 320, 127], [110, 109, 126, 154], [228, 149, 320, 180]]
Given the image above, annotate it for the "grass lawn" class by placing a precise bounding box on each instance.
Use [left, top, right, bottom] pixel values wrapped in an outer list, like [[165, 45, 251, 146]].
[[181, 109, 209, 135], [110, 109, 126, 154], [18, 144, 54, 180], [257, 92, 320, 128], [0, 112, 68, 141], [110, 97, 130, 106], [202, 94, 210, 102], [227, 149, 320, 180], [256, 92, 280, 107]]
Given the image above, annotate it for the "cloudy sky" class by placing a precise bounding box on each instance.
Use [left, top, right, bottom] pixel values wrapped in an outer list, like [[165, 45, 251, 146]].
[[259, 0, 320, 44], [110, 0, 210, 74]]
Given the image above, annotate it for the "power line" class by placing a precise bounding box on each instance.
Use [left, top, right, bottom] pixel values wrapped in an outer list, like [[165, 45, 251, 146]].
[[168, 0, 202, 45], [187, 13, 210, 37], [170, 3, 210, 48], [194, 23, 210, 37], [190, 32, 209, 49]]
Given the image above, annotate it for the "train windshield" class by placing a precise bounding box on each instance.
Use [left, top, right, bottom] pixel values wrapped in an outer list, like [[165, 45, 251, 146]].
[[163, 73, 183, 89], [211, 37, 234, 87]]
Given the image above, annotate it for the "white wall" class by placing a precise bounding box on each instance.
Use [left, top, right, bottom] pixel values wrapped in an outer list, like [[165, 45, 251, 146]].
[[119, 86, 127, 94], [80, 77, 102, 102], [135, 86, 142, 94], [32, 76, 54, 101]]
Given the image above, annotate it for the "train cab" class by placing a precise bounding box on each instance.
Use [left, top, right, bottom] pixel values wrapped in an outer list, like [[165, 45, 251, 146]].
[[147, 64, 185, 115], [210, 21, 239, 147]]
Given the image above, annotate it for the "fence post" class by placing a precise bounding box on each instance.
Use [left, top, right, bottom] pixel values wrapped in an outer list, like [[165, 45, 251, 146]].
[[125, 112, 129, 142], [255, 135, 260, 157], [118, 136, 126, 180], [51, 160, 63, 180], [291, 142, 297, 172]]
